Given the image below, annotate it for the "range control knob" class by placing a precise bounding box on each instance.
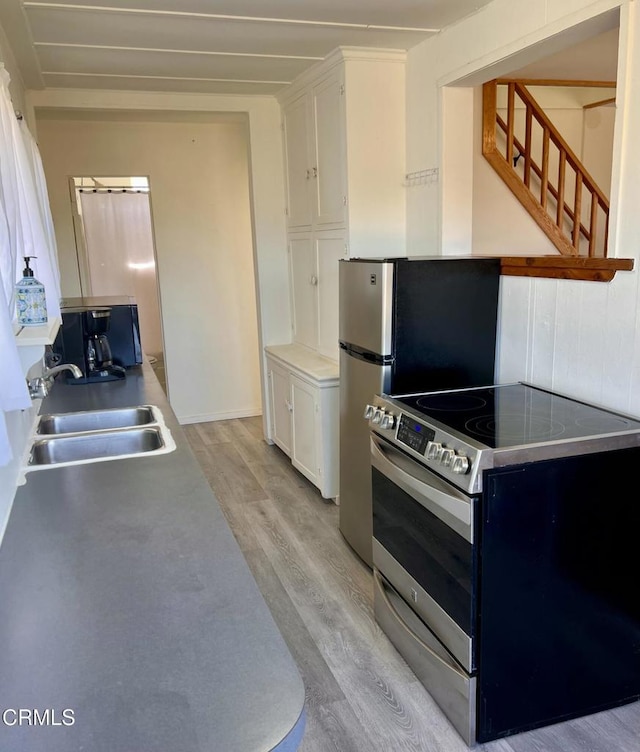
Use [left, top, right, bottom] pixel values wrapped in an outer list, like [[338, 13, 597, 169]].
[[426, 441, 442, 461], [363, 404, 375, 420], [372, 408, 384, 424], [440, 448, 455, 467], [380, 413, 396, 430], [452, 455, 471, 475]]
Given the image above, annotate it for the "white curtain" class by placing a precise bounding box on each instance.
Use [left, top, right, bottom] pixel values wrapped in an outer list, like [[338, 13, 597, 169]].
[[79, 190, 163, 355], [0, 63, 60, 466], [0, 196, 31, 465], [0, 65, 60, 320], [19, 118, 61, 308]]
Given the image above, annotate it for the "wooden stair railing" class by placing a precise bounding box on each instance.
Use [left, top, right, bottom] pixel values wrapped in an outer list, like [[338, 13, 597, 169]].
[[482, 80, 610, 258]]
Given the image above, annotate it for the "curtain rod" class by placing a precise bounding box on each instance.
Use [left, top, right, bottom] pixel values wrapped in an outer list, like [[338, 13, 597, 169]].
[[78, 187, 149, 193]]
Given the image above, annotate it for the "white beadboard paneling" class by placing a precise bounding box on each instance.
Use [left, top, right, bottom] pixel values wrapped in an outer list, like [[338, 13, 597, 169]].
[[626, 264, 640, 417], [601, 269, 640, 411], [529, 278, 559, 389], [551, 278, 585, 394], [495, 276, 533, 384], [565, 279, 609, 404]]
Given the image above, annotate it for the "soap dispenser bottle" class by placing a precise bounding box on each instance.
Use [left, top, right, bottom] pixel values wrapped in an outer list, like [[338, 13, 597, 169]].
[[16, 256, 48, 326]]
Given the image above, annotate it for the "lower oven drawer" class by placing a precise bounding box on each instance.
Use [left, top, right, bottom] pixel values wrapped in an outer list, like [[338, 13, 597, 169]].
[[373, 539, 474, 672], [373, 569, 476, 746]]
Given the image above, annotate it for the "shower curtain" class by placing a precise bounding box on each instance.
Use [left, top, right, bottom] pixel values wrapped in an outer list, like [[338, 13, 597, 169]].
[[78, 190, 163, 356]]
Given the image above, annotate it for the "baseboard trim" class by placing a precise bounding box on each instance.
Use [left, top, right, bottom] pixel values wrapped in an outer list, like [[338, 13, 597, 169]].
[[178, 408, 262, 425]]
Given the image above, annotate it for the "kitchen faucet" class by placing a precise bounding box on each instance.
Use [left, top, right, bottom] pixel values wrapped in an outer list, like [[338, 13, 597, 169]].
[[27, 363, 83, 399]]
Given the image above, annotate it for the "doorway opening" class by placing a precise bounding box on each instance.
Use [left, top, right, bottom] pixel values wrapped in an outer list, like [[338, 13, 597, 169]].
[[69, 176, 167, 392]]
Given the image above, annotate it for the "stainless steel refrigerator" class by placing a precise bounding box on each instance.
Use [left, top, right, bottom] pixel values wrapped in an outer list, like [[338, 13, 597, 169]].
[[338, 257, 501, 566]]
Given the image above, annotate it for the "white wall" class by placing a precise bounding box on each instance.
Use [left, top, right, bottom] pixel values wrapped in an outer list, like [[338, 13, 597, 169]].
[[407, 0, 640, 417], [583, 102, 616, 194], [36, 114, 261, 424], [28, 88, 291, 433]]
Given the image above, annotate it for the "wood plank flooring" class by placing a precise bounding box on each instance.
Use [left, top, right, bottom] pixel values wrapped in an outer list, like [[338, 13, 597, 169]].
[[185, 416, 640, 752]]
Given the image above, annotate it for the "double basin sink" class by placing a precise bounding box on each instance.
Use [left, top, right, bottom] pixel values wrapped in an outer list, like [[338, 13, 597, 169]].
[[26, 405, 176, 471]]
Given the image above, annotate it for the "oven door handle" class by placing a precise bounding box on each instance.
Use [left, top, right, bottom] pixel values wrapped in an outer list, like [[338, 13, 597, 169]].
[[371, 434, 473, 543]]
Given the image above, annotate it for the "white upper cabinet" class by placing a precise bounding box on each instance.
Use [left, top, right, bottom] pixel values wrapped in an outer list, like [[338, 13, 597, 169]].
[[282, 92, 313, 229], [277, 47, 406, 380], [310, 72, 347, 227], [279, 48, 407, 259], [282, 69, 346, 231]]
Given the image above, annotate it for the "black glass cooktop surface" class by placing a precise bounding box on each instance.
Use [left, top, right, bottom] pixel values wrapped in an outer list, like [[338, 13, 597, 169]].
[[394, 383, 640, 449]]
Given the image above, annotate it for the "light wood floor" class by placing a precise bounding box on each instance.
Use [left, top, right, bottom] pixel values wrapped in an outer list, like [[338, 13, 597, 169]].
[[185, 416, 640, 752]]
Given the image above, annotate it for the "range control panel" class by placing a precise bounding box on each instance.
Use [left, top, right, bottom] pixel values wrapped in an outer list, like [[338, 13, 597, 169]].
[[366, 397, 479, 490], [397, 415, 435, 455]]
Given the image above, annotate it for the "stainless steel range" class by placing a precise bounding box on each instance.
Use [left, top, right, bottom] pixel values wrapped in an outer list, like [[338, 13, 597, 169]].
[[367, 383, 640, 745]]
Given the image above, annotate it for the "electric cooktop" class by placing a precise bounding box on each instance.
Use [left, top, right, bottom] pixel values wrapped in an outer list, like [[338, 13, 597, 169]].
[[393, 383, 640, 450], [370, 383, 640, 494]]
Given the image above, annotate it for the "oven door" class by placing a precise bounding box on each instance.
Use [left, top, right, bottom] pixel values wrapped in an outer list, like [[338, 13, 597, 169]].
[[371, 432, 478, 673]]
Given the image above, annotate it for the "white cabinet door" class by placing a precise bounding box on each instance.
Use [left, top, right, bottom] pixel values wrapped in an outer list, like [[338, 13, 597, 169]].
[[290, 374, 319, 486], [311, 72, 347, 227], [282, 92, 312, 229], [267, 358, 292, 456], [289, 234, 318, 350], [316, 231, 346, 361], [264, 345, 339, 500]]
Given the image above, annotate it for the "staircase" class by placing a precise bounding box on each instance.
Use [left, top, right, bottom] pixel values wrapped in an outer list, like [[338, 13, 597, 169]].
[[482, 80, 610, 258]]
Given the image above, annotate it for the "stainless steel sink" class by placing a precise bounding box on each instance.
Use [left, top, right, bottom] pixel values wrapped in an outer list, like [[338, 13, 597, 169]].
[[37, 406, 157, 435], [24, 405, 176, 473], [29, 427, 166, 467]]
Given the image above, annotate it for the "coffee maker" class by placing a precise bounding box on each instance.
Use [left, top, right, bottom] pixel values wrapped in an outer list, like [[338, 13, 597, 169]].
[[84, 308, 125, 379], [58, 306, 126, 383]]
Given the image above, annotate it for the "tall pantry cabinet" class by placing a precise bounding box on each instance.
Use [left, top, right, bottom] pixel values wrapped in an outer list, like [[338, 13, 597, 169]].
[[265, 47, 406, 499]]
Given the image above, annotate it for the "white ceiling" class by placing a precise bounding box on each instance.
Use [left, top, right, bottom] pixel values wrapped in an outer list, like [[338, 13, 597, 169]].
[[0, 0, 496, 96]]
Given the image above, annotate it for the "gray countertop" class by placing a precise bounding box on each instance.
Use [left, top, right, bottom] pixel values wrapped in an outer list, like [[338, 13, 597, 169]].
[[0, 364, 305, 752]]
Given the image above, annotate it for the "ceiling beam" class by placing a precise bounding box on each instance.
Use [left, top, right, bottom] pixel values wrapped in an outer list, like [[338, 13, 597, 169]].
[[34, 42, 323, 62], [23, 2, 440, 33]]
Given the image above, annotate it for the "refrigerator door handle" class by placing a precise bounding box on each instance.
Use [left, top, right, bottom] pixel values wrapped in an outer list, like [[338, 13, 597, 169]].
[[339, 341, 393, 366]]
